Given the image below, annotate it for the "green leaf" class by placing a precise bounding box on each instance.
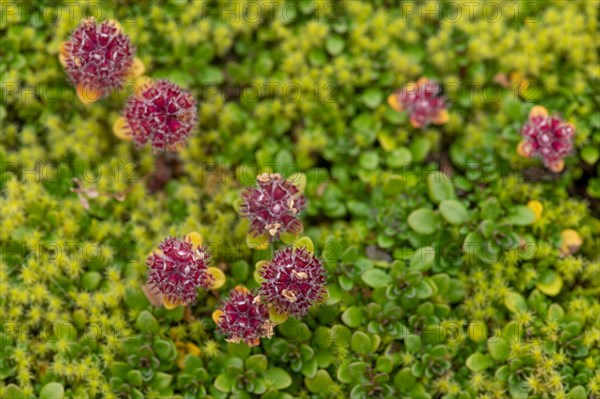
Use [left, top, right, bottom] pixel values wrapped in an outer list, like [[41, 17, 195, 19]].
[[326, 35, 345, 55], [40, 382, 64, 399], [431, 274, 450, 294], [410, 136, 431, 162], [415, 279, 434, 299], [245, 354, 268, 372], [506, 205, 536, 226], [136, 310, 159, 334], [154, 339, 176, 361], [341, 307, 364, 328], [269, 307, 289, 324], [504, 292, 528, 313], [200, 66, 224, 84], [81, 271, 102, 290], [127, 370, 143, 387], [495, 365, 510, 382], [214, 373, 234, 392], [536, 270, 563, 296], [359, 151, 379, 170], [246, 232, 270, 250], [581, 145, 599, 165], [264, 367, 292, 390], [481, 198, 502, 220], [361, 269, 392, 288], [466, 353, 493, 371], [394, 368, 416, 391], [348, 361, 368, 378], [362, 89, 383, 109], [567, 386, 588, 399], [293, 236, 314, 254], [376, 356, 395, 373], [387, 147, 413, 168], [439, 199, 469, 224], [408, 208, 438, 235], [110, 361, 131, 378], [305, 370, 333, 394], [4, 385, 25, 399], [286, 172, 307, 193], [487, 338, 510, 362], [336, 361, 353, 383], [409, 247, 435, 271], [405, 335, 421, 352], [350, 331, 371, 354], [427, 172, 455, 203], [150, 372, 172, 390]]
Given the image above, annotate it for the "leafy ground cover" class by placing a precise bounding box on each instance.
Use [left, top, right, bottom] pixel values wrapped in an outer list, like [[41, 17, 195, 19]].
[[1, 1, 599, 398]]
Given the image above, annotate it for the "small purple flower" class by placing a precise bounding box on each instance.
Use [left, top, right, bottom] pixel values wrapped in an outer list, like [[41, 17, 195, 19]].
[[259, 247, 327, 317], [519, 106, 575, 173], [388, 78, 449, 128], [62, 17, 135, 98], [146, 236, 212, 305], [214, 286, 275, 347], [240, 173, 306, 239], [123, 80, 198, 152]]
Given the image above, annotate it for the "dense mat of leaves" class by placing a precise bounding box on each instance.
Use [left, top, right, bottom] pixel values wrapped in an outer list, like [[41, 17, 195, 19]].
[[1, 1, 599, 398]]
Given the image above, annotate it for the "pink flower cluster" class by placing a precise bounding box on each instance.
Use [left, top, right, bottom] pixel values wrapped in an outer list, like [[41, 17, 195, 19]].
[[62, 18, 198, 150], [62, 17, 135, 97], [388, 78, 449, 128], [258, 247, 328, 317], [122, 80, 198, 152], [240, 173, 306, 239], [146, 236, 213, 305], [215, 246, 327, 346], [214, 287, 275, 346], [519, 106, 575, 172]]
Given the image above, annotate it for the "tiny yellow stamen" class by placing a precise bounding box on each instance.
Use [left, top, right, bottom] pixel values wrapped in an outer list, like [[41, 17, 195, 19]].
[[76, 83, 102, 104], [126, 57, 146, 78], [529, 105, 549, 119], [163, 296, 181, 310], [433, 109, 449, 125], [234, 285, 249, 294], [212, 309, 224, 324], [387, 93, 403, 111], [292, 270, 308, 279], [410, 115, 423, 129], [187, 231, 203, 249], [206, 267, 226, 290], [516, 140, 532, 158], [560, 229, 582, 255], [112, 116, 133, 141], [282, 289, 297, 303], [265, 223, 281, 236], [548, 159, 565, 173], [527, 200, 543, 221], [83, 16, 96, 28], [133, 76, 153, 97], [186, 342, 201, 356], [106, 19, 123, 32], [257, 173, 271, 183]]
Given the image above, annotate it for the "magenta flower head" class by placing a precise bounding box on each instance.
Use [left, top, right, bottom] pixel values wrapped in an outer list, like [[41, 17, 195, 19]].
[[60, 17, 135, 102], [213, 286, 275, 347], [146, 236, 213, 306], [258, 246, 327, 317], [121, 79, 198, 152], [388, 78, 449, 128], [240, 173, 306, 239], [518, 106, 575, 173]]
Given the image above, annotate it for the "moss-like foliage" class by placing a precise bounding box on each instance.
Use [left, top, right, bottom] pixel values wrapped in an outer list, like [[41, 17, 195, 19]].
[[1, 1, 599, 398]]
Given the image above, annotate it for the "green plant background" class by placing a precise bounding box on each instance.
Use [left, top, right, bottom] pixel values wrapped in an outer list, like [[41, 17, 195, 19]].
[[1, 1, 599, 398]]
